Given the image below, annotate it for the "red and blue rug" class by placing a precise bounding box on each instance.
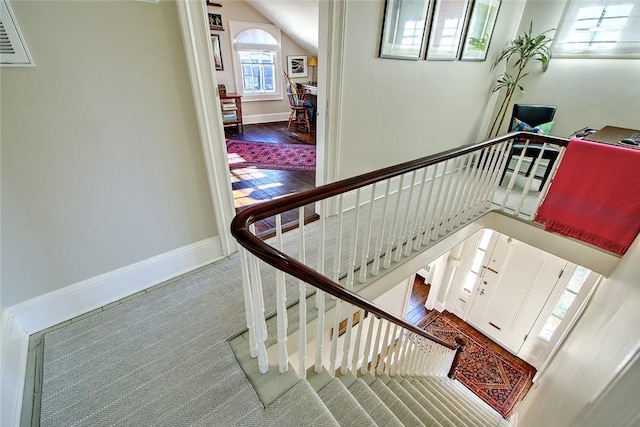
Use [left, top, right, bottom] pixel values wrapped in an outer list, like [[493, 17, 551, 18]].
[[418, 311, 536, 418], [226, 140, 316, 172]]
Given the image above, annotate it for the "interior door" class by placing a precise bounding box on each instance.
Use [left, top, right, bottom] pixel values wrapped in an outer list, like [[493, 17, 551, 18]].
[[467, 235, 567, 354]]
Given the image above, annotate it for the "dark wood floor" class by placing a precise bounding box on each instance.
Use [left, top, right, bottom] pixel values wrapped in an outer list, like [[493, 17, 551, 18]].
[[225, 121, 316, 237], [405, 274, 431, 324]]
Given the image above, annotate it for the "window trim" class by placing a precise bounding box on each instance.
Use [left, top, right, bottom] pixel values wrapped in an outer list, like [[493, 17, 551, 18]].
[[228, 20, 283, 102], [552, 0, 640, 59]]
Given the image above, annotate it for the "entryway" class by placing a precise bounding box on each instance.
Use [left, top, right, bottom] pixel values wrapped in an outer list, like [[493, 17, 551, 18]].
[[224, 122, 317, 236]]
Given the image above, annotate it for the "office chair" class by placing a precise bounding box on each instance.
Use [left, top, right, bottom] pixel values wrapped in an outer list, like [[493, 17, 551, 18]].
[[283, 72, 312, 133], [500, 104, 558, 191]]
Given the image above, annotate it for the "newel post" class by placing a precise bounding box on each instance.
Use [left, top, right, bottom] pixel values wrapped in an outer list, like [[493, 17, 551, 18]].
[[448, 335, 468, 379]]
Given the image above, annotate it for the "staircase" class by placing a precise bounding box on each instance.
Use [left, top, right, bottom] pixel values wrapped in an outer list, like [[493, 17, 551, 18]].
[[308, 369, 507, 427], [230, 133, 571, 426]]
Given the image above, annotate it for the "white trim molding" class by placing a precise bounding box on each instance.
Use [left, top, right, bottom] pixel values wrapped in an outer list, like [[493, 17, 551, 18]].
[[8, 237, 224, 335], [176, 0, 236, 256], [244, 112, 291, 125], [1, 308, 29, 427]]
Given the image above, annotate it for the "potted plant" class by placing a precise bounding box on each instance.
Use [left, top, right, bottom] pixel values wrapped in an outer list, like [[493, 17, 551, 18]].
[[487, 22, 554, 138]]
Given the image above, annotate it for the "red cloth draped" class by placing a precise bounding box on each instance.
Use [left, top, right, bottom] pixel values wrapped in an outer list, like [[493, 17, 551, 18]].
[[534, 139, 640, 255]]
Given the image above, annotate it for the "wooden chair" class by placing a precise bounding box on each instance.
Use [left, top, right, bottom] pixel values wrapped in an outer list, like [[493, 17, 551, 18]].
[[284, 74, 312, 133], [500, 104, 558, 191]]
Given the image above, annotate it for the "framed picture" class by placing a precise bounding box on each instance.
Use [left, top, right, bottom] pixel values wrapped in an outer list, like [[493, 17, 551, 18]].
[[426, 0, 472, 60], [379, 0, 430, 60], [206, 1, 222, 6], [460, 0, 501, 61], [287, 55, 308, 78], [208, 13, 224, 31], [211, 34, 223, 71]]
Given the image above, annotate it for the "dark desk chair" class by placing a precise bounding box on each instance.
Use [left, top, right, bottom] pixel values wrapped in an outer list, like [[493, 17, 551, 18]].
[[500, 104, 558, 191], [284, 73, 312, 133]]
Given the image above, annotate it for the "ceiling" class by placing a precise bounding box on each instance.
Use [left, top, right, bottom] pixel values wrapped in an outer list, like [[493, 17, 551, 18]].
[[246, 0, 319, 55]]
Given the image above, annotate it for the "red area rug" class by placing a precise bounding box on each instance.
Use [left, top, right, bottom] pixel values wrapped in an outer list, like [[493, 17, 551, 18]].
[[418, 311, 535, 418], [226, 140, 316, 172]]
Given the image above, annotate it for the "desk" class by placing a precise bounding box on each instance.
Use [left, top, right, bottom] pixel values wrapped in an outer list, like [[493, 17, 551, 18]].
[[297, 83, 317, 130]]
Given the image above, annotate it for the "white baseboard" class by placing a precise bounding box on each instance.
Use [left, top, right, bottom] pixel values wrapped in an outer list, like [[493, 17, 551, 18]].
[[7, 236, 224, 335], [1, 309, 29, 427], [244, 112, 290, 125]]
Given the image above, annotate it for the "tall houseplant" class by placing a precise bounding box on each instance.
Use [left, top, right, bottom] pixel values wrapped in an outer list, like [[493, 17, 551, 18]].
[[488, 23, 554, 138]]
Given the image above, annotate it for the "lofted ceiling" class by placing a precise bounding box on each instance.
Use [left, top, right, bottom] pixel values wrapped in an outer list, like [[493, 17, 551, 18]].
[[245, 0, 319, 55]]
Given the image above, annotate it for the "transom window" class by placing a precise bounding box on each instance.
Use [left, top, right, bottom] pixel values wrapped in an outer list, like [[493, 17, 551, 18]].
[[553, 0, 640, 57], [229, 22, 283, 101]]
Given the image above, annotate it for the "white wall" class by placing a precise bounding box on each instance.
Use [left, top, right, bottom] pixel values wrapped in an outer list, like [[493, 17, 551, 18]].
[[1, 1, 217, 307], [493, 0, 640, 137], [517, 235, 640, 426], [334, 0, 525, 179]]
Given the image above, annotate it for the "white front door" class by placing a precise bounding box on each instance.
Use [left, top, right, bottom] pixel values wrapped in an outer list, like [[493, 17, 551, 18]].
[[467, 235, 567, 354]]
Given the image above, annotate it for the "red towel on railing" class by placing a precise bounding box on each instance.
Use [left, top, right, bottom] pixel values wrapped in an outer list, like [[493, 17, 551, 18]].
[[534, 139, 640, 255]]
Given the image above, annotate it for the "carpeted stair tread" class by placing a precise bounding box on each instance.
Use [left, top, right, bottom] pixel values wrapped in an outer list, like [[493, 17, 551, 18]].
[[408, 378, 480, 426], [429, 377, 505, 423], [368, 379, 426, 427], [399, 379, 463, 427], [386, 379, 443, 427], [236, 379, 339, 426], [317, 378, 377, 426], [420, 378, 502, 425], [347, 378, 404, 427]]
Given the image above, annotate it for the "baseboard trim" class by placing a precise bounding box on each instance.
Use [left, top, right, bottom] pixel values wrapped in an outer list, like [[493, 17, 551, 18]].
[[7, 236, 224, 335], [244, 112, 290, 125], [0, 309, 29, 427]]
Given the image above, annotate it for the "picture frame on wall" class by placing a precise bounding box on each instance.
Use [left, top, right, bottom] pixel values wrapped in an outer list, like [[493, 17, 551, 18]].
[[208, 13, 224, 31], [379, 0, 430, 60], [211, 34, 223, 71], [287, 55, 308, 78], [460, 0, 501, 61], [425, 0, 472, 60]]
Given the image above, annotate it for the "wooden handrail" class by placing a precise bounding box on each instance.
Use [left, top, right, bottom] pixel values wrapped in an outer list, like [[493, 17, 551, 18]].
[[231, 132, 570, 353]]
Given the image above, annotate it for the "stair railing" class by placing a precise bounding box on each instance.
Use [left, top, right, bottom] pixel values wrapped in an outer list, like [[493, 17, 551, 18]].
[[231, 132, 569, 379]]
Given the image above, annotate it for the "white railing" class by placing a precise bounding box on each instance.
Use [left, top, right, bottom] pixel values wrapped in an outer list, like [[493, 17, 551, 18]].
[[231, 133, 568, 380]]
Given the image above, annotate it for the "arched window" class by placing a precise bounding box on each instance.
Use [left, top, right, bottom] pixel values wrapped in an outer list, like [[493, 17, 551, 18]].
[[229, 21, 283, 101]]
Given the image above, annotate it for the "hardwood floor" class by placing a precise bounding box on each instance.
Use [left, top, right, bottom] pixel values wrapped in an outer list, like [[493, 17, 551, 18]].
[[225, 121, 316, 237], [405, 274, 431, 325]]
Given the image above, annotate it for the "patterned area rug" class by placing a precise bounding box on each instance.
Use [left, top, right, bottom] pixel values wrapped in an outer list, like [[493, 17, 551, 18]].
[[226, 140, 316, 172], [418, 311, 536, 418]]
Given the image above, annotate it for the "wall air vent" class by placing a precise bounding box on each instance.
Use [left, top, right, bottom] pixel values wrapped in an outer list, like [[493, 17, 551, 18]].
[[0, 0, 34, 66]]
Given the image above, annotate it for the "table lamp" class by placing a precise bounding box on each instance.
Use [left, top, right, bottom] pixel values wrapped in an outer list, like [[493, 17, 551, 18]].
[[309, 56, 318, 85]]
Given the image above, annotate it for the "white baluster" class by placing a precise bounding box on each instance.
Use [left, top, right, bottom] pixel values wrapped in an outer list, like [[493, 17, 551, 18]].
[[371, 179, 391, 275], [417, 165, 438, 248], [383, 174, 405, 269], [436, 160, 456, 236], [428, 161, 448, 241], [247, 242, 269, 374], [385, 324, 400, 375], [314, 203, 326, 373], [501, 140, 531, 210], [462, 151, 485, 222], [345, 188, 361, 289], [298, 208, 307, 378], [359, 184, 377, 283], [370, 317, 384, 374], [446, 156, 470, 231], [274, 215, 289, 373], [351, 309, 365, 375], [377, 321, 392, 375], [531, 145, 566, 220], [332, 195, 344, 283], [454, 152, 479, 228], [395, 171, 417, 262], [340, 304, 355, 374], [409, 167, 431, 253], [239, 247, 257, 359], [329, 300, 341, 377], [360, 313, 376, 375]]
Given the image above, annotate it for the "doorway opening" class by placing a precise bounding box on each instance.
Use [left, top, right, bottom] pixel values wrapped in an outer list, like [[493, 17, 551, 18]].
[[224, 122, 317, 237]]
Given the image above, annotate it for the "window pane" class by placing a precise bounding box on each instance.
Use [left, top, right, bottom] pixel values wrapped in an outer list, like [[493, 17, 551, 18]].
[[478, 229, 493, 250], [539, 314, 562, 341], [470, 249, 485, 274], [551, 290, 577, 318], [462, 271, 477, 295], [567, 266, 590, 293], [427, 0, 470, 60]]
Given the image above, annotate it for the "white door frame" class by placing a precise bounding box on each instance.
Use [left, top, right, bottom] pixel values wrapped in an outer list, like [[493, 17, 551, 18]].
[[176, 1, 346, 254]]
